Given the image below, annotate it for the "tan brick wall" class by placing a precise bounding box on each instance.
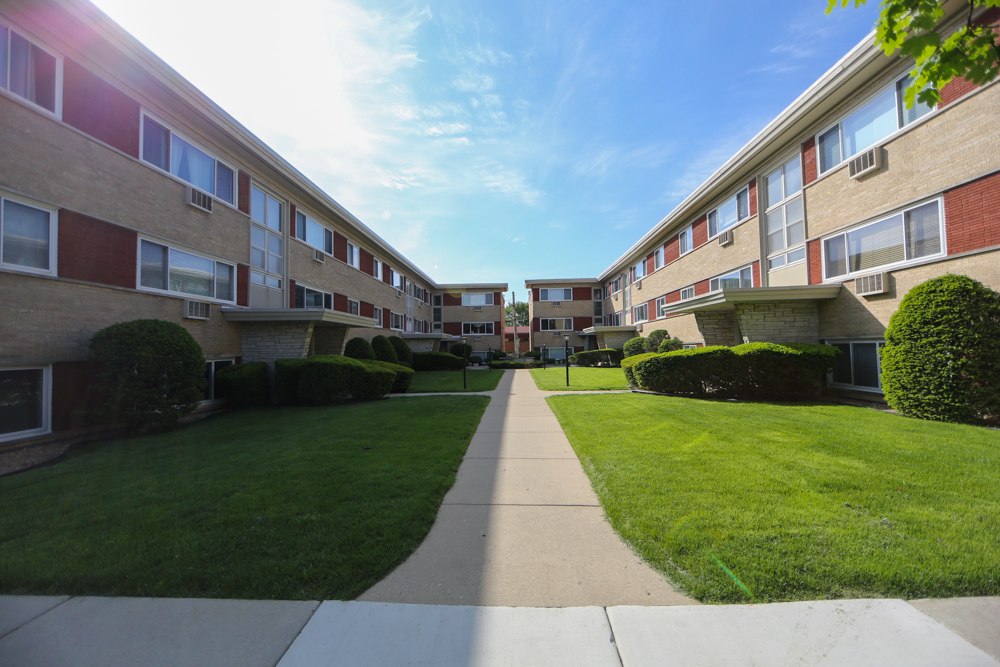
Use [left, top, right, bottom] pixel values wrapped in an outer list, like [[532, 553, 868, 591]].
[[0, 271, 242, 362], [804, 83, 1000, 239], [693, 311, 740, 346], [641, 314, 702, 346]]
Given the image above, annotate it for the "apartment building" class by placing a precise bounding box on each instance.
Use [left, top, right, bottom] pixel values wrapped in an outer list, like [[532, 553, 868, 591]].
[[524, 280, 604, 359], [0, 0, 505, 445], [537, 5, 1000, 397]]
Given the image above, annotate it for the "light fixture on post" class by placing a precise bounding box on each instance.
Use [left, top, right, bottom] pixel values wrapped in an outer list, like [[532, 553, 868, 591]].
[[461, 336, 467, 389], [541, 343, 546, 369], [488, 343, 492, 371], [565, 335, 570, 387]]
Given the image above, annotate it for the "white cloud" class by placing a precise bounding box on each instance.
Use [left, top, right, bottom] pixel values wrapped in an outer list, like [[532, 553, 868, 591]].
[[481, 164, 542, 206], [453, 72, 495, 93]]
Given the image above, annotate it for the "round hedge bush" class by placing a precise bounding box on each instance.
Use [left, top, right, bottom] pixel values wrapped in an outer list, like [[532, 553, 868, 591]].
[[344, 337, 376, 360], [388, 336, 413, 366], [882, 274, 1000, 424], [88, 319, 205, 432], [657, 337, 684, 353], [623, 337, 647, 358], [371, 335, 399, 364], [646, 329, 668, 352], [450, 343, 472, 360]]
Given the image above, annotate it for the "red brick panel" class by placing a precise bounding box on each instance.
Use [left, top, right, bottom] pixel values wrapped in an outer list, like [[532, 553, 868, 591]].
[[802, 138, 817, 186], [382, 263, 391, 283], [665, 289, 680, 304], [383, 309, 391, 328], [494, 291, 503, 305], [571, 286, 591, 301], [572, 316, 592, 331], [62, 59, 140, 158], [359, 249, 374, 275], [237, 264, 249, 306], [58, 210, 136, 288], [945, 171, 1000, 254], [939, 9, 1000, 106], [444, 321, 462, 335], [807, 239, 823, 284], [664, 235, 679, 264], [495, 320, 503, 333], [333, 231, 348, 262], [288, 280, 296, 307], [647, 298, 657, 316], [333, 293, 348, 312], [692, 214, 708, 247], [51, 361, 101, 431], [694, 279, 711, 296], [360, 301, 374, 318], [751, 260, 761, 287], [532, 317, 541, 332], [748, 178, 758, 217], [645, 253, 654, 275], [532, 288, 540, 301], [444, 293, 462, 306], [237, 171, 251, 214]]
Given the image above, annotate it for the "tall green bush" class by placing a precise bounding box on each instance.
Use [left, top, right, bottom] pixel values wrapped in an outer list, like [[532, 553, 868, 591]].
[[215, 362, 269, 408], [388, 336, 413, 365], [658, 337, 684, 353], [882, 274, 1000, 424], [732, 343, 838, 399], [371, 335, 399, 364], [631, 347, 738, 396], [623, 337, 647, 358], [450, 343, 472, 360], [88, 319, 205, 431], [621, 352, 659, 386], [344, 337, 376, 360], [274, 359, 308, 405], [361, 359, 415, 393], [299, 355, 393, 403], [646, 329, 668, 352]]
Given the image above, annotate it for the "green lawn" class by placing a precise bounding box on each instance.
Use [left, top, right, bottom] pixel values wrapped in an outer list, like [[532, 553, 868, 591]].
[[0, 396, 489, 600], [530, 366, 629, 391], [407, 369, 505, 393], [547, 393, 1000, 604]]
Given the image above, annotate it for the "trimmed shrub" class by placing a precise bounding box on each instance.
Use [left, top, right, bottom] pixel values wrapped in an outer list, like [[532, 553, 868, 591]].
[[450, 343, 472, 360], [412, 351, 466, 371], [621, 352, 659, 386], [344, 337, 376, 360], [388, 336, 413, 365], [491, 361, 526, 369], [882, 274, 1000, 424], [470, 355, 483, 365], [88, 319, 205, 431], [732, 343, 839, 399], [492, 351, 507, 359], [361, 359, 415, 393], [646, 329, 668, 352], [657, 337, 684, 353], [569, 349, 624, 367], [215, 362, 268, 408], [274, 359, 308, 405], [631, 347, 738, 396], [623, 337, 647, 358], [371, 335, 399, 364], [524, 351, 542, 360], [299, 355, 393, 403]]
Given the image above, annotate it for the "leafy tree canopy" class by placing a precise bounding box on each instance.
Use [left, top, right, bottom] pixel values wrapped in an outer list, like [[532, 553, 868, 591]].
[[828, 0, 1000, 107], [505, 301, 529, 327]]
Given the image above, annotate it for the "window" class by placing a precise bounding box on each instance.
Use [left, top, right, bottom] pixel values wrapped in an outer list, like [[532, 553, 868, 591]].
[[387, 267, 398, 288], [593, 288, 602, 300], [764, 155, 806, 270], [347, 242, 360, 269], [462, 292, 495, 306], [608, 277, 621, 295], [707, 188, 750, 238], [372, 257, 382, 279], [623, 285, 631, 311], [823, 200, 942, 280], [653, 248, 663, 270], [432, 295, 442, 331], [348, 298, 359, 316], [203, 359, 234, 401], [395, 272, 405, 291], [656, 296, 666, 317], [710, 266, 753, 292], [680, 286, 695, 301], [594, 300, 603, 317], [678, 226, 692, 255], [391, 312, 404, 330], [607, 311, 622, 327], [0, 366, 50, 442], [539, 288, 571, 301], [139, 240, 235, 301], [141, 115, 235, 205], [250, 186, 283, 289], [633, 261, 646, 281], [1, 195, 55, 274], [295, 284, 331, 309], [373, 307, 382, 325], [829, 341, 885, 390], [633, 304, 648, 322], [295, 210, 333, 255], [0, 24, 58, 114], [540, 318, 573, 331], [463, 322, 495, 335], [818, 75, 935, 174]]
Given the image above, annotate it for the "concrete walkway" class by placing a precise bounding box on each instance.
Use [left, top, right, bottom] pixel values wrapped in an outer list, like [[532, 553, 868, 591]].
[[361, 369, 693, 607]]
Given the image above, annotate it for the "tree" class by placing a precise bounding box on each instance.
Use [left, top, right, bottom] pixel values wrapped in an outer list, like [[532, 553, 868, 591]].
[[505, 301, 529, 327], [828, 0, 1000, 108]]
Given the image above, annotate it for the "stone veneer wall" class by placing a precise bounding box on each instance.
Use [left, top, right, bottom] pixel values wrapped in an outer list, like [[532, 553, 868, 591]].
[[693, 311, 741, 346], [241, 322, 315, 367], [596, 331, 635, 349], [734, 301, 820, 344], [313, 326, 348, 356]]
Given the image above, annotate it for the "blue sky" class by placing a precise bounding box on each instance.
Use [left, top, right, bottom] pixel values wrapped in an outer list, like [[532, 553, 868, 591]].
[[92, 0, 880, 303]]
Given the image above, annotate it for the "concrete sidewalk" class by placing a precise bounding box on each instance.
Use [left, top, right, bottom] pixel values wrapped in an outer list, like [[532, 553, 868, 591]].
[[2, 594, 998, 666], [362, 369, 692, 607]]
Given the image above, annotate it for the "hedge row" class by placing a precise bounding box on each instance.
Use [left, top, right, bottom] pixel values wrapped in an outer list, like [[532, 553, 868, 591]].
[[215, 362, 269, 408], [299, 355, 394, 403], [412, 351, 466, 371], [361, 359, 414, 393], [569, 348, 624, 367], [630, 343, 840, 399]]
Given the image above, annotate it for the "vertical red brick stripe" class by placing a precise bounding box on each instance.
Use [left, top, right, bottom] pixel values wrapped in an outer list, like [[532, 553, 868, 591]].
[[237, 264, 249, 306], [62, 59, 140, 158], [237, 171, 251, 214], [664, 235, 679, 264], [748, 178, 758, 217], [289, 204, 297, 238], [360, 248, 374, 275], [532, 288, 540, 301], [360, 301, 374, 318], [572, 316, 592, 330], [444, 293, 462, 306], [694, 279, 711, 296], [802, 138, 817, 186], [494, 291, 503, 305], [333, 232, 348, 262], [334, 293, 348, 312], [58, 210, 137, 288], [692, 215, 708, 248], [945, 171, 1000, 254], [532, 317, 540, 332], [807, 239, 823, 285], [751, 260, 761, 287], [665, 290, 680, 304], [571, 286, 591, 301], [288, 280, 296, 307], [444, 322, 462, 335], [383, 309, 391, 328]]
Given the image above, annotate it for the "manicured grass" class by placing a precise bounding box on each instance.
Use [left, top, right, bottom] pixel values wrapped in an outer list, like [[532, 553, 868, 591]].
[[0, 396, 489, 600], [407, 369, 505, 393], [530, 366, 629, 391], [547, 394, 1000, 604]]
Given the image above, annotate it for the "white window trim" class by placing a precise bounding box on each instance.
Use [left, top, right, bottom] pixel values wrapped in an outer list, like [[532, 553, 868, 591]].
[[390, 311, 404, 331], [0, 364, 52, 443], [540, 318, 573, 331], [202, 358, 236, 403], [139, 112, 239, 209], [653, 247, 664, 271], [462, 322, 495, 335], [462, 292, 495, 306], [676, 224, 694, 257], [0, 192, 58, 276], [539, 288, 572, 302], [0, 22, 63, 119], [346, 241, 360, 270], [347, 297, 360, 315], [680, 286, 695, 301], [706, 186, 752, 240], [633, 304, 649, 323], [292, 206, 334, 256], [763, 153, 806, 269], [136, 237, 237, 304], [295, 282, 332, 309], [655, 296, 666, 318], [373, 307, 383, 326], [709, 265, 754, 293], [826, 339, 887, 393], [250, 183, 285, 232], [372, 257, 382, 280], [820, 197, 946, 282]]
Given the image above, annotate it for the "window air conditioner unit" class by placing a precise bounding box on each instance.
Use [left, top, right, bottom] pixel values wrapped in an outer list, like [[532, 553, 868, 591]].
[[718, 229, 734, 246], [184, 299, 211, 320], [473, 305, 482, 311], [855, 272, 889, 297], [185, 186, 213, 213], [637, 323, 643, 332], [552, 301, 561, 306], [849, 146, 883, 179], [312, 249, 325, 263], [635, 280, 642, 289], [474, 335, 483, 341]]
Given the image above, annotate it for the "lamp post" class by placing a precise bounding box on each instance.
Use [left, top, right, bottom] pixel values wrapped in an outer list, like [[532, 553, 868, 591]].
[[488, 343, 492, 371], [462, 336, 467, 389], [541, 343, 546, 369], [565, 335, 570, 387]]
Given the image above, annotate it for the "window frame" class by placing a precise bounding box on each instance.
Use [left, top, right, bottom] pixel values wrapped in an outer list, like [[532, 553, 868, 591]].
[[653, 247, 664, 270], [633, 303, 648, 323], [820, 198, 945, 282], [655, 296, 666, 318], [0, 192, 58, 276], [763, 153, 806, 271], [0, 364, 52, 443], [139, 112, 238, 207], [202, 358, 235, 402], [346, 241, 360, 270], [249, 183, 284, 288], [538, 288, 572, 302], [347, 298, 360, 316], [462, 322, 495, 335], [826, 339, 887, 393], [373, 307, 382, 326], [462, 292, 495, 306], [137, 237, 237, 303], [390, 311, 404, 331], [707, 187, 751, 239], [293, 207, 333, 256], [0, 22, 62, 118], [540, 318, 573, 331], [678, 225, 693, 256], [372, 257, 382, 280], [709, 265, 754, 292], [294, 283, 332, 309], [679, 286, 695, 301], [633, 260, 646, 281]]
